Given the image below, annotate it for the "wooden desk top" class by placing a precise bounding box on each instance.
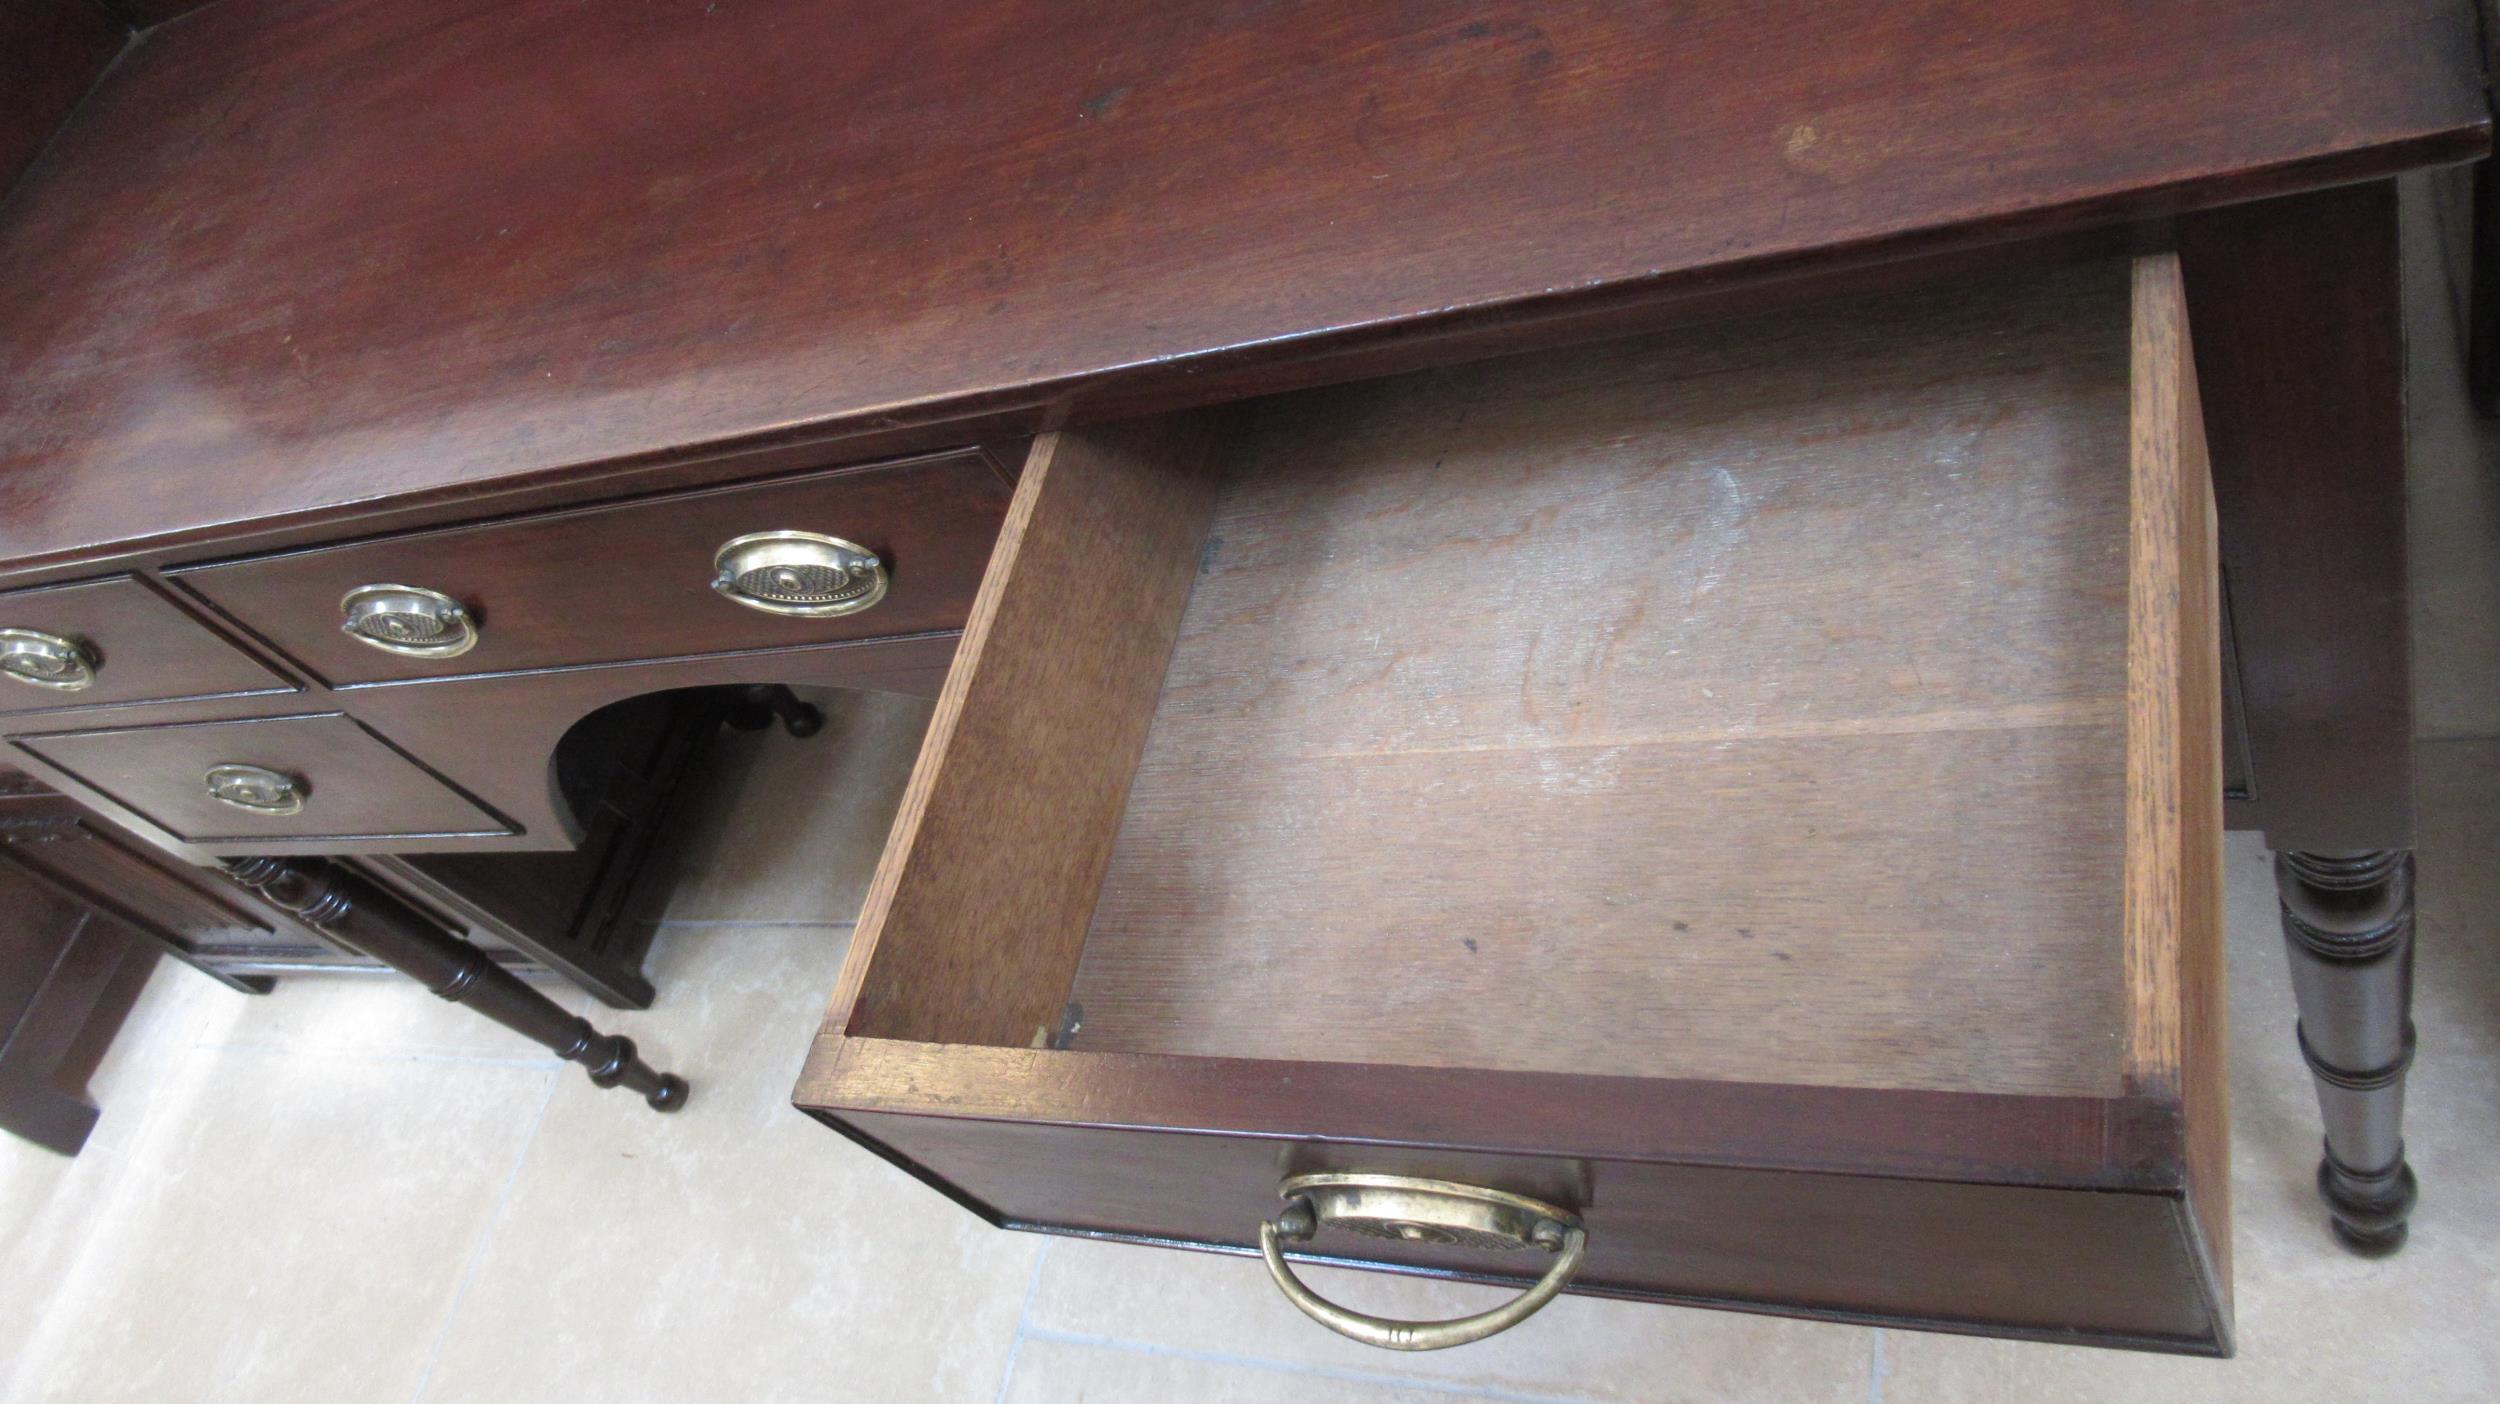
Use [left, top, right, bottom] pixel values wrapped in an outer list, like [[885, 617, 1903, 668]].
[[0, 0, 2482, 572]]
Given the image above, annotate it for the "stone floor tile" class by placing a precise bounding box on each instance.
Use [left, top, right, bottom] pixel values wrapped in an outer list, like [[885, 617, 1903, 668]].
[[414, 923, 1038, 1404]]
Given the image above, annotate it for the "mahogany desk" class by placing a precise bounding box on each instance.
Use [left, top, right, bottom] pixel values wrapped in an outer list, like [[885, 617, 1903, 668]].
[[0, 0, 2483, 1356]]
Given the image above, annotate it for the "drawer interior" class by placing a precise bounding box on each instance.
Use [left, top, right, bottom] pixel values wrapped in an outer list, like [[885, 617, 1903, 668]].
[[834, 256, 2206, 1106]]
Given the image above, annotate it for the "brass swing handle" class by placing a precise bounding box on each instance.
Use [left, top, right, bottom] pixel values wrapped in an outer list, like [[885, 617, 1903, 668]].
[[0, 628, 97, 691], [1256, 1174, 1589, 1352]]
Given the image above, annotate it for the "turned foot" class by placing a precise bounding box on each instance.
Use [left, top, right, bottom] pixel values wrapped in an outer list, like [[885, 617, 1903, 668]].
[[2276, 849, 2417, 1252]]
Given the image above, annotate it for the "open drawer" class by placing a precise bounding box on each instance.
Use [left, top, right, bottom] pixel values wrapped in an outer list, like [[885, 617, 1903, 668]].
[[797, 255, 2228, 1354]]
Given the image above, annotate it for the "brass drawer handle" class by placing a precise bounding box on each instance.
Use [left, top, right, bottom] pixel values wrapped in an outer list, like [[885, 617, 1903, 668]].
[[341, 584, 479, 659], [0, 628, 98, 691], [204, 763, 307, 817], [712, 531, 887, 617], [1258, 1173, 1587, 1351]]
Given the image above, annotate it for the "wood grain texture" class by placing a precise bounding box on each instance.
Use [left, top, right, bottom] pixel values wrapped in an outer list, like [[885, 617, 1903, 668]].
[[830, 1097, 2222, 1353], [1067, 262, 2137, 1096], [0, 858, 154, 1155], [174, 449, 1008, 687], [0, 574, 296, 717], [0, 0, 124, 202], [832, 417, 1221, 1049], [802, 1038, 2183, 1190], [15, 711, 508, 842], [2123, 254, 2231, 1309], [0, 0, 2480, 571], [2183, 183, 2414, 850]]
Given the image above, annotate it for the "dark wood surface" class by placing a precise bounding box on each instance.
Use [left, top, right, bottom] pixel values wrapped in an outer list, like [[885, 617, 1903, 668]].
[[0, 574, 296, 717], [2276, 850, 2420, 1253], [18, 711, 510, 843], [2183, 184, 2414, 853], [829, 1100, 2222, 1354], [175, 449, 1010, 687], [2182, 183, 2431, 1252], [0, 856, 155, 1155], [0, 0, 2464, 1329], [332, 631, 957, 855], [0, 0, 2479, 573], [812, 1038, 2222, 1353], [0, 432, 987, 860], [0, 0, 124, 200]]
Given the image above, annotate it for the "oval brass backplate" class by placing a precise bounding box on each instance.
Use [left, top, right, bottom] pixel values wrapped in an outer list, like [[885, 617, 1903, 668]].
[[0, 628, 98, 691], [340, 583, 478, 659], [1279, 1173, 1577, 1253], [203, 763, 308, 816], [712, 531, 888, 617]]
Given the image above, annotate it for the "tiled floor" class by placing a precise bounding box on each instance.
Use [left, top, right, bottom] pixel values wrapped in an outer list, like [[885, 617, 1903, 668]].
[[6, 181, 2499, 1400]]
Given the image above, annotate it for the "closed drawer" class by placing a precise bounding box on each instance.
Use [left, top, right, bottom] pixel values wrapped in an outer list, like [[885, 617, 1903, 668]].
[[0, 576, 293, 715], [15, 713, 510, 844], [798, 257, 2228, 1352], [173, 449, 1012, 686]]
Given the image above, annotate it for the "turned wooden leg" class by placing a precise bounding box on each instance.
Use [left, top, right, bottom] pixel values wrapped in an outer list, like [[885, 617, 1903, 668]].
[[2187, 184, 2425, 1254], [223, 857, 688, 1111], [2276, 850, 2417, 1254]]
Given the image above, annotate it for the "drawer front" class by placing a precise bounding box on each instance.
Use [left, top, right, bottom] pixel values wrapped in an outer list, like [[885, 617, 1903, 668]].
[[173, 450, 1010, 686], [834, 1105, 2223, 1352], [0, 576, 294, 716], [15, 713, 509, 843]]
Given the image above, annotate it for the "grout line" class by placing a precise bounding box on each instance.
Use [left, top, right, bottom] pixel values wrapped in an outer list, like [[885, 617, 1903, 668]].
[[991, 1238, 1050, 1404], [406, 1064, 563, 1404], [1867, 1327, 1889, 1404], [1018, 1325, 1597, 1404]]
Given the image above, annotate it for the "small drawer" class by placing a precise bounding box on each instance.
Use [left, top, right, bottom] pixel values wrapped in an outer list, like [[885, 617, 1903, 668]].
[[0, 576, 294, 715], [15, 713, 510, 844], [171, 449, 1010, 686], [799, 258, 2228, 1352]]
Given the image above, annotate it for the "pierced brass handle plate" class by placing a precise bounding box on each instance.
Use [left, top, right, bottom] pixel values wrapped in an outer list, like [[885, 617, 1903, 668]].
[[0, 628, 98, 691], [712, 531, 887, 617], [204, 763, 307, 817], [1259, 1173, 1588, 1351], [341, 584, 478, 659]]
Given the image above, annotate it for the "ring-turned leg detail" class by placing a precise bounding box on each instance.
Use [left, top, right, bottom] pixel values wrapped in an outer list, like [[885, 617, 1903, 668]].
[[2275, 849, 2416, 1253], [223, 856, 689, 1111]]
